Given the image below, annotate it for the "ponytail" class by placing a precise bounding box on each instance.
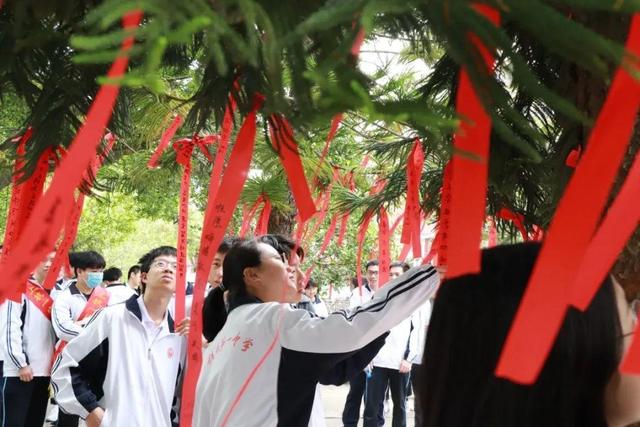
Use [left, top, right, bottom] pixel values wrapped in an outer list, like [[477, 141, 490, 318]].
[[202, 287, 228, 342]]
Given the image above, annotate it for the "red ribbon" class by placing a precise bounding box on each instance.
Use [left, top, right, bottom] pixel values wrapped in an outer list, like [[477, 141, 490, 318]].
[[268, 115, 317, 223], [571, 149, 640, 311], [0, 11, 141, 303], [355, 211, 374, 293], [180, 94, 263, 427], [319, 213, 340, 255], [147, 115, 184, 169], [254, 196, 272, 236], [565, 145, 582, 168], [436, 163, 453, 267], [496, 13, 640, 384], [378, 208, 390, 286], [487, 216, 498, 248], [336, 172, 356, 247], [496, 207, 528, 241], [239, 198, 263, 238], [446, 5, 500, 278], [173, 134, 217, 322], [400, 139, 425, 258], [43, 134, 117, 290]]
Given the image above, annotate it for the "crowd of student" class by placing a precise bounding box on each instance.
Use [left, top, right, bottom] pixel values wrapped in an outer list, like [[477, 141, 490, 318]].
[[0, 235, 639, 427]]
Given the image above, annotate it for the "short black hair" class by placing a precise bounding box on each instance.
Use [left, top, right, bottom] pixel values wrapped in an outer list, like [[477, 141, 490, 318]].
[[72, 251, 106, 276], [127, 265, 141, 279], [258, 234, 304, 262], [306, 277, 319, 290], [365, 259, 379, 270], [103, 267, 122, 282], [138, 246, 177, 274], [390, 261, 410, 272], [217, 236, 238, 255]]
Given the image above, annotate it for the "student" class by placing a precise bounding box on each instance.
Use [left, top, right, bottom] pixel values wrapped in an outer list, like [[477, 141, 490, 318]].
[[103, 266, 137, 305], [51, 251, 107, 427], [1, 251, 57, 427], [364, 261, 415, 427], [421, 243, 640, 427], [126, 265, 141, 293], [51, 246, 190, 427], [201, 237, 239, 342], [305, 278, 329, 318], [193, 238, 439, 426], [342, 260, 380, 427]]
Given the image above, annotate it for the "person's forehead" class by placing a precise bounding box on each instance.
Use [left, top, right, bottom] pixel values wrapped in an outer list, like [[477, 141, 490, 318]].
[[213, 252, 226, 262], [154, 255, 177, 263], [258, 242, 279, 256], [367, 266, 379, 271], [390, 266, 403, 273]]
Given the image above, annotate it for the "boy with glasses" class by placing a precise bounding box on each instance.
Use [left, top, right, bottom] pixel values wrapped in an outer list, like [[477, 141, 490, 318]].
[[51, 246, 190, 427]]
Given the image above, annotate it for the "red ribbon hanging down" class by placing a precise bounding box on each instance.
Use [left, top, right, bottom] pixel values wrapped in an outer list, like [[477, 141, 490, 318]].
[[497, 14, 640, 384], [572, 149, 640, 312], [0, 11, 142, 303], [435, 163, 453, 267], [254, 196, 272, 236], [306, 168, 340, 240], [239, 197, 263, 238], [180, 94, 264, 427], [147, 115, 184, 168], [268, 115, 317, 223], [336, 171, 356, 247], [310, 26, 366, 188], [319, 213, 340, 254], [43, 133, 117, 290], [445, 5, 500, 278], [173, 135, 217, 322], [378, 208, 391, 286], [487, 216, 498, 247], [422, 230, 442, 265], [390, 211, 404, 235], [355, 211, 374, 293], [400, 139, 425, 258], [496, 207, 528, 241], [1, 129, 33, 259]]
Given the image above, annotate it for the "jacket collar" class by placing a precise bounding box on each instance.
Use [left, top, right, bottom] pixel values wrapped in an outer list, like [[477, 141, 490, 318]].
[[125, 295, 175, 333], [228, 294, 262, 313]]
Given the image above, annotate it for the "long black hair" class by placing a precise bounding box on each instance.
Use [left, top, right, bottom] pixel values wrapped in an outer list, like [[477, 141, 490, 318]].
[[420, 243, 620, 427]]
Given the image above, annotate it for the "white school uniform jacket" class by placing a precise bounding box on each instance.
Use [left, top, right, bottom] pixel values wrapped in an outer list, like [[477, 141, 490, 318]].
[[408, 299, 433, 365], [51, 295, 187, 427], [3, 278, 56, 377], [105, 283, 137, 305], [52, 281, 90, 342], [193, 265, 439, 427]]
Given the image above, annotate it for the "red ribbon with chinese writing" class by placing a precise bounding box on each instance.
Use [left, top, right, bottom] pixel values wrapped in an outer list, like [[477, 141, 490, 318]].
[[446, 5, 500, 278], [436, 163, 453, 267], [268, 115, 317, 223], [378, 208, 390, 286], [497, 13, 640, 384], [401, 139, 425, 259], [0, 11, 141, 303], [25, 279, 53, 320], [355, 211, 374, 292], [180, 94, 263, 427], [43, 133, 117, 290]]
